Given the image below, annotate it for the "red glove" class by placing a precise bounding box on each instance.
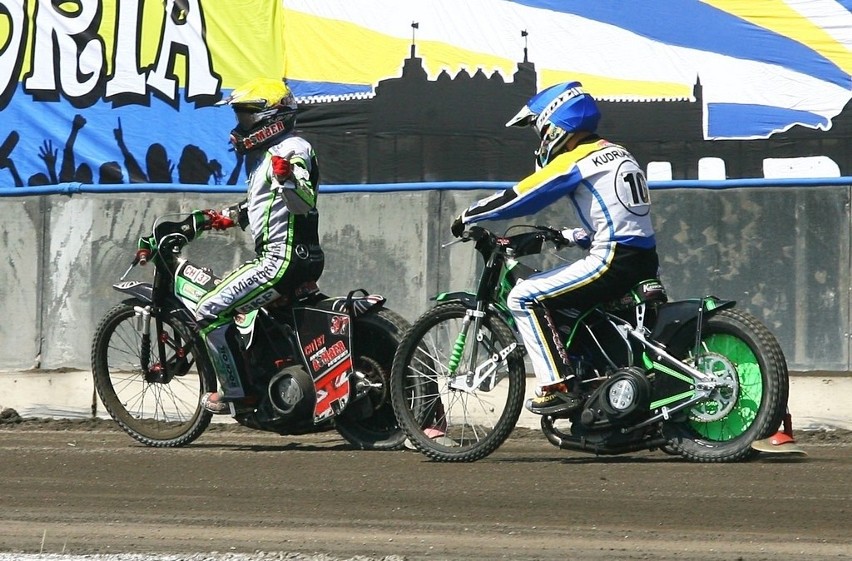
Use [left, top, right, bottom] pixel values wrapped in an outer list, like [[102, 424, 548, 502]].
[[202, 209, 235, 231], [271, 155, 292, 181]]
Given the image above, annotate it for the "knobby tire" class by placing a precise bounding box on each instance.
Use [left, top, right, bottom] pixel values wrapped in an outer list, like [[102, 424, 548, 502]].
[[91, 301, 215, 447], [671, 308, 788, 462], [335, 308, 410, 450], [390, 302, 526, 462]]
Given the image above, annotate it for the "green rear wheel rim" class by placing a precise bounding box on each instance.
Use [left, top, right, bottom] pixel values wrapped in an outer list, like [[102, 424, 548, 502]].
[[690, 333, 763, 441]]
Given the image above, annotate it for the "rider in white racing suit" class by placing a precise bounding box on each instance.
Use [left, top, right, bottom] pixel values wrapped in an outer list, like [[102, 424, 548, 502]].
[[451, 81, 659, 417], [196, 78, 323, 414]]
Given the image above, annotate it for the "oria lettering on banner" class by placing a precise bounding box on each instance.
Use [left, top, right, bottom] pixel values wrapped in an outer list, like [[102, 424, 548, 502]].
[[1, 0, 221, 110]]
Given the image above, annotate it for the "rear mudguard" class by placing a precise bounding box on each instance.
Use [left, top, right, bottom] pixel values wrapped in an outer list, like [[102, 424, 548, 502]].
[[649, 297, 736, 348], [317, 291, 387, 318]]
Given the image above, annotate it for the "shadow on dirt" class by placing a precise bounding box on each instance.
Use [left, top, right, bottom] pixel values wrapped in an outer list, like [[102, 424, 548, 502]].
[[2, 408, 851, 449]]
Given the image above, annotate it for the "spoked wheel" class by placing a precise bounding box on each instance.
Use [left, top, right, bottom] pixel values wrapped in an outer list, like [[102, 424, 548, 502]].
[[390, 302, 526, 462], [668, 308, 788, 462], [91, 301, 215, 447]]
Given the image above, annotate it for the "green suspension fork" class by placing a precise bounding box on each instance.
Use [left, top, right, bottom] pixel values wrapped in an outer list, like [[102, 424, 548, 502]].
[[447, 305, 488, 380]]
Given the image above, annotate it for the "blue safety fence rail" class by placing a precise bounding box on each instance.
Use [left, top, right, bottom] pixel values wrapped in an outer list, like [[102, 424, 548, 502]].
[[1, 177, 852, 197]]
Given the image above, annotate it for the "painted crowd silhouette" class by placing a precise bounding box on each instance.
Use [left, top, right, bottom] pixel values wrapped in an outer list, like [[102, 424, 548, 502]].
[[0, 115, 244, 187]]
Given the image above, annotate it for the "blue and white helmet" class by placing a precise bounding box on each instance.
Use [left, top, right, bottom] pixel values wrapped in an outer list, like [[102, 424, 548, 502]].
[[506, 81, 601, 167]]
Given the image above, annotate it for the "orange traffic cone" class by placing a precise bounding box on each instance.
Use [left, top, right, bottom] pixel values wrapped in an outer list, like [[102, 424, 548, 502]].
[[751, 410, 807, 456]]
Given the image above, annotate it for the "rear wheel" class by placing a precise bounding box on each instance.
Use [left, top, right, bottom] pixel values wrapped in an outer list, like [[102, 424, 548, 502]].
[[669, 308, 788, 462], [334, 308, 410, 450], [390, 302, 526, 462], [91, 301, 215, 447]]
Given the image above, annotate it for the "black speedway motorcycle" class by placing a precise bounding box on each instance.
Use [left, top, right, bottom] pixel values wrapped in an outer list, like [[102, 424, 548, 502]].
[[91, 212, 409, 449], [390, 225, 788, 462]]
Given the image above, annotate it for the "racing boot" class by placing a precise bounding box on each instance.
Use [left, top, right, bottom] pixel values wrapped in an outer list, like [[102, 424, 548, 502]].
[[198, 321, 246, 414], [200, 392, 230, 414], [524, 308, 582, 416], [525, 379, 582, 416], [751, 410, 807, 456]]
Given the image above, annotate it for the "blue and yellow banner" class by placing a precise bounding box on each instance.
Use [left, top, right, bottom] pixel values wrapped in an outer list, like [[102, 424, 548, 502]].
[[282, 0, 852, 140], [1, 0, 851, 187]]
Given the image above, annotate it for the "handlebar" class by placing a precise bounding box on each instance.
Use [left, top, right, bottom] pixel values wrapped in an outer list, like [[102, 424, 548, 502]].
[[449, 224, 571, 260], [459, 224, 566, 244], [120, 210, 231, 280]]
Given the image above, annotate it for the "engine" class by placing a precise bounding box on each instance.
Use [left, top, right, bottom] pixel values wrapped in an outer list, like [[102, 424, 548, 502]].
[[580, 366, 651, 428], [233, 363, 319, 434], [267, 364, 316, 420]]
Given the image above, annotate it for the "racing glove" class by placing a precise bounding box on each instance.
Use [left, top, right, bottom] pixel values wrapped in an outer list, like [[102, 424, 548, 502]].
[[559, 227, 591, 250], [223, 200, 249, 230], [271, 154, 293, 182], [202, 209, 235, 231], [135, 235, 156, 265], [451, 214, 465, 238]]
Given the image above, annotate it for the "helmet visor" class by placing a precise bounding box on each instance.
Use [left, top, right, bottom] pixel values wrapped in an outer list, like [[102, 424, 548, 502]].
[[505, 105, 537, 128], [235, 109, 262, 132]]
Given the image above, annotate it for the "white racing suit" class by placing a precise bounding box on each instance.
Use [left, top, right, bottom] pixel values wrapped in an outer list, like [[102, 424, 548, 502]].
[[458, 137, 659, 390], [195, 133, 323, 399]]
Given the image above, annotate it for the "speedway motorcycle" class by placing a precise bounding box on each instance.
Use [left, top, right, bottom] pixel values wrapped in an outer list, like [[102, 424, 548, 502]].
[[390, 225, 788, 462], [91, 212, 408, 449]]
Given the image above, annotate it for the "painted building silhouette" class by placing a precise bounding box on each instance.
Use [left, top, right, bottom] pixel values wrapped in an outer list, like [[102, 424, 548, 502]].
[[296, 45, 852, 183]]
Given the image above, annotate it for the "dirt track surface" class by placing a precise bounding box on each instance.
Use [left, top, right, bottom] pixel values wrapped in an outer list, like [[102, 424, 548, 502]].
[[0, 417, 850, 561]]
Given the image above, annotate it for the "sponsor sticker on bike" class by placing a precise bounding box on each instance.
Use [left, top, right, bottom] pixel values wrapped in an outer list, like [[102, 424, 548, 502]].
[[293, 307, 354, 423]]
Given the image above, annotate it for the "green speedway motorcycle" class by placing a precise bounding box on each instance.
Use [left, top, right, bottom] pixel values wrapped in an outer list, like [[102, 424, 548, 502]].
[[390, 225, 788, 462]]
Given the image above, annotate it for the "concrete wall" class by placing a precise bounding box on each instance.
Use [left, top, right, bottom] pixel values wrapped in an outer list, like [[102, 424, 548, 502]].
[[0, 183, 849, 372]]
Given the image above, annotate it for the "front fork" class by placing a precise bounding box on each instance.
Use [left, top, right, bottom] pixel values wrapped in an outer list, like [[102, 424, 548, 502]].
[[134, 305, 153, 374], [447, 303, 517, 392], [134, 305, 185, 383], [447, 308, 478, 374]]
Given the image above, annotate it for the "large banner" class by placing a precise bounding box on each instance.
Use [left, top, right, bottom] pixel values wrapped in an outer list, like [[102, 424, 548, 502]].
[[1, 0, 851, 187]]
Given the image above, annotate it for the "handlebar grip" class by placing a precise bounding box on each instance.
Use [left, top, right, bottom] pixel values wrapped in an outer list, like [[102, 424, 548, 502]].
[[135, 249, 151, 266]]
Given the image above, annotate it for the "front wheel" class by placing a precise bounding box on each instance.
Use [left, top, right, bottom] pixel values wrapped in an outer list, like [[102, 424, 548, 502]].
[[91, 301, 216, 447], [668, 308, 788, 462], [334, 308, 410, 450], [390, 302, 526, 462]]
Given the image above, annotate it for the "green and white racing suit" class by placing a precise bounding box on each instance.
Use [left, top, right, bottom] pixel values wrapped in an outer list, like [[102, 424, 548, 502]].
[[195, 132, 323, 399]]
